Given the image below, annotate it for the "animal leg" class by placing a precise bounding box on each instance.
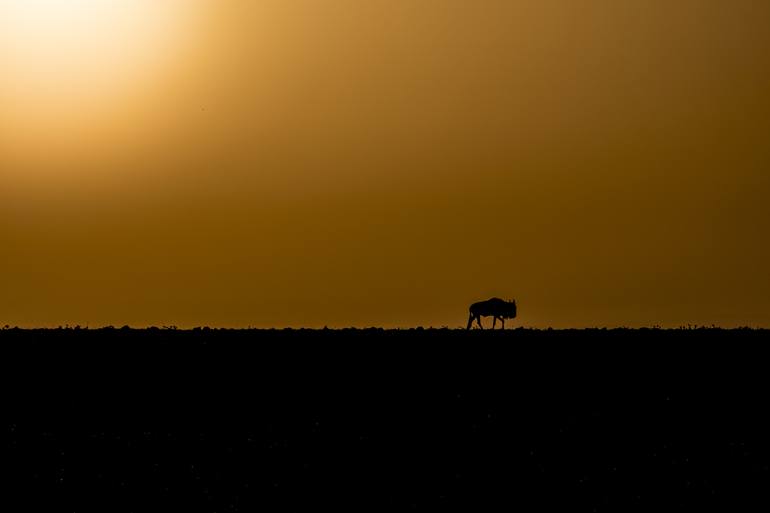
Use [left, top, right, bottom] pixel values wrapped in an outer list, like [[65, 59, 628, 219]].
[[476, 316, 484, 329], [467, 314, 475, 330], [492, 317, 497, 329]]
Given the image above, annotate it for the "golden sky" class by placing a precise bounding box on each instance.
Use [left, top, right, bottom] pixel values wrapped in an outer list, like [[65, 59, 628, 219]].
[[2, 0, 769, 328]]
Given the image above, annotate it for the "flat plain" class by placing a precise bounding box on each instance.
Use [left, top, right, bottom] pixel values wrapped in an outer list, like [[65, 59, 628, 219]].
[[3, 327, 769, 511]]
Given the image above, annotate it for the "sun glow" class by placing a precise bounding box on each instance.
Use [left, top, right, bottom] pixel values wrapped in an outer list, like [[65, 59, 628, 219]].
[[0, 0, 203, 150]]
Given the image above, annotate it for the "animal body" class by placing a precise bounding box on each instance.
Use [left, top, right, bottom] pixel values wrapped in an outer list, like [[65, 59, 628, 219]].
[[467, 297, 517, 330]]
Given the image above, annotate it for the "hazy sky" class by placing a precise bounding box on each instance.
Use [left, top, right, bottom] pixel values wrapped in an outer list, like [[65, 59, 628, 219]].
[[2, 0, 769, 328]]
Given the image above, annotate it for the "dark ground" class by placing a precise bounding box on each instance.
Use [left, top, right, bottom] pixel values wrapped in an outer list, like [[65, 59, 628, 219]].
[[2, 327, 769, 511]]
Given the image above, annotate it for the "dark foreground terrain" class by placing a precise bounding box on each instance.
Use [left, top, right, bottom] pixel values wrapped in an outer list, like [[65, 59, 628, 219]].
[[3, 327, 770, 511]]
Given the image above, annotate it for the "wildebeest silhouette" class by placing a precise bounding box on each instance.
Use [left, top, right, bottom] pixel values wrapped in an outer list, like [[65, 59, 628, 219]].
[[467, 298, 517, 330]]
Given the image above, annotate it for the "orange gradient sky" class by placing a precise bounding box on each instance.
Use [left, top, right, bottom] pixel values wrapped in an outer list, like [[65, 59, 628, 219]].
[[2, 0, 769, 328]]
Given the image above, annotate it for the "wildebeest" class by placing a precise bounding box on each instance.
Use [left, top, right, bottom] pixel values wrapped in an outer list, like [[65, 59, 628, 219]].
[[467, 297, 517, 330]]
